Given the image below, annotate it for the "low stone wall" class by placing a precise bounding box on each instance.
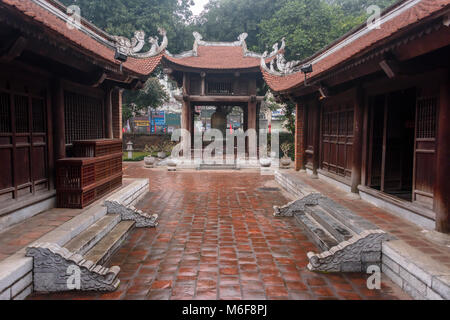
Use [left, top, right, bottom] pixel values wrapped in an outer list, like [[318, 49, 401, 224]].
[[122, 134, 171, 151], [274, 170, 318, 199], [382, 241, 449, 300], [0, 257, 33, 300], [0, 179, 149, 300]]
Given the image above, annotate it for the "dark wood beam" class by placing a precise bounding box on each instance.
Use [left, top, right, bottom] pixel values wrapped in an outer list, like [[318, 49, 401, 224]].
[[379, 59, 398, 79], [1, 36, 27, 62], [185, 95, 265, 103]]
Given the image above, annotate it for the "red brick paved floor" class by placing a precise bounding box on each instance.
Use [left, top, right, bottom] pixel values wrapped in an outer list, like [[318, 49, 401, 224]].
[[29, 163, 409, 300]]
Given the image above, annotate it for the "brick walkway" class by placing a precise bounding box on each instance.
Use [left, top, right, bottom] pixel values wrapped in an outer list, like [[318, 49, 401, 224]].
[[30, 163, 409, 300], [0, 208, 81, 263]]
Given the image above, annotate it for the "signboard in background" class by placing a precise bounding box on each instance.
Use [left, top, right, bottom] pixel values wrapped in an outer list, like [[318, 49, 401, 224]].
[[150, 111, 166, 133], [151, 111, 166, 126]]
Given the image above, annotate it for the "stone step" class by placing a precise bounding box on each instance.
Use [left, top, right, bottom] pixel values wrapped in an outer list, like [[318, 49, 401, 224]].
[[64, 214, 121, 256], [294, 212, 339, 251], [83, 221, 135, 266], [305, 205, 355, 243], [318, 197, 377, 234], [198, 164, 239, 170]]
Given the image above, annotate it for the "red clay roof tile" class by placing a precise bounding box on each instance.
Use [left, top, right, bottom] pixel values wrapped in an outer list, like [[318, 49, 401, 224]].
[[2, 0, 162, 77], [163, 45, 263, 70], [262, 0, 450, 93]]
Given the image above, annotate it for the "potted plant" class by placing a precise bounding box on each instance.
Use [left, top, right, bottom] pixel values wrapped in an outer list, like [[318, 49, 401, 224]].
[[157, 141, 168, 159], [259, 145, 272, 167], [144, 145, 157, 168], [280, 142, 292, 169]]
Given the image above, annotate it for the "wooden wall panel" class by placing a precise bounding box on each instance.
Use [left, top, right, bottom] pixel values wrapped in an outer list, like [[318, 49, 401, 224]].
[[321, 98, 354, 180], [413, 93, 438, 208], [0, 73, 50, 206]]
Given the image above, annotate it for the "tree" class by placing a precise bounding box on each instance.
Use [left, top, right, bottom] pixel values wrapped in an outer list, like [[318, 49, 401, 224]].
[[195, 0, 287, 52], [122, 77, 169, 129], [257, 0, 360, 60], [60, 0, 195, 53]]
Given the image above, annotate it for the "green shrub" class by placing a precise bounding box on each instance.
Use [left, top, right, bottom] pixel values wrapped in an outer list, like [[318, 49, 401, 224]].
[[122, 152, 149, 162]]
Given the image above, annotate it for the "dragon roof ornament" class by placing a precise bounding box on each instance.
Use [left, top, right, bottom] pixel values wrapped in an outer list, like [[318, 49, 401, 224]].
[[261, 37, 304, 76], [113, 28, 168, 58]]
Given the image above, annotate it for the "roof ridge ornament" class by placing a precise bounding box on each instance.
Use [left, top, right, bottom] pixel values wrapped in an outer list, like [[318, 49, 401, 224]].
[[261, 38, 304, 76], [113, 28, 168, 59]]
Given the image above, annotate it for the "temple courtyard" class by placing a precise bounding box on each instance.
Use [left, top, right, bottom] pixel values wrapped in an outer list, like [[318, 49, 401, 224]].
[[24, 163, 415, 300]]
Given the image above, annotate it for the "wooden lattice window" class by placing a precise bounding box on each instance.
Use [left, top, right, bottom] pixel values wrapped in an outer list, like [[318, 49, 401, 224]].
[[0, 92, 10, 133], [207, 81, 233, 95], [32, 98, 46, 133], [416, 97, 437, 139], [14, 95, 29, 133], [64, 91, 104, 144]]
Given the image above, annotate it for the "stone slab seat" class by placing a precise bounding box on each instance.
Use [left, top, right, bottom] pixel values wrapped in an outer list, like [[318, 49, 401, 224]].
[[83, 221, 135, 266], [26, 243, 121, 292], [274, 192, 392, 273], [64, 214, 121, 256], [304, 205, 355, 243], [294, 212, 339, 252]]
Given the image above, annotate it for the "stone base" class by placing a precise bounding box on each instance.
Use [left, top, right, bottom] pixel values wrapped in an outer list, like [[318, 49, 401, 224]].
[[26, 243, 120, 292], [307, 230, 389, 273], [273, 193, 323, 217], [105, 201, 158, 228]]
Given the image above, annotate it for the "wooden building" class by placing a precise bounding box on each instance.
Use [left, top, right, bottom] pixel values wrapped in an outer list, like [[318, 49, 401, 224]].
[[0, 0, 163, 229], [161, 33, 281, 156], [262, 0, 450, 233]]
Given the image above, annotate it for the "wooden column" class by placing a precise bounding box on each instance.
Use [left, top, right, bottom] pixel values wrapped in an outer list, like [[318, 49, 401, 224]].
[[52, 79, 65, 160], [295, 102, 305, 171], [111, 88, 123, 139], [312, 99, 321, 177], [351, 87, 364, 193], [105, 87, 113, 139], [434, 78, 450, 233], [200, 72, 206, 96]]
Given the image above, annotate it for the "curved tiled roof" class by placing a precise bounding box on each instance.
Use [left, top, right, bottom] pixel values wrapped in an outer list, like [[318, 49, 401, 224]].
[[164, 46, 263, 70], [262, 0, 450, 93], [1, 0, 162, 77]]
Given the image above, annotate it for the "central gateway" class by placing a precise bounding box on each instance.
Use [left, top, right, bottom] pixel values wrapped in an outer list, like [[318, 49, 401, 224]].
[[162, 32, 281, 161]]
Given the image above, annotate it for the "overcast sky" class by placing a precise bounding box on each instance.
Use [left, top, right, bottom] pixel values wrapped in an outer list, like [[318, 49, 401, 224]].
[[191, 0, 209, 15]]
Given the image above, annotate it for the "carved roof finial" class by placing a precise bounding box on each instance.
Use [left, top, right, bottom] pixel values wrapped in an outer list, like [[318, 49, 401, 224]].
[[113, 28, 168, 59]]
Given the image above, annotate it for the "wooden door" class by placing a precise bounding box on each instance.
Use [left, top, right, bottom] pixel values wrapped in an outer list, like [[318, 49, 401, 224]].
[[413, 91, 438, 209], [0, 77, 50, 205], [321, 102, 354, 179]]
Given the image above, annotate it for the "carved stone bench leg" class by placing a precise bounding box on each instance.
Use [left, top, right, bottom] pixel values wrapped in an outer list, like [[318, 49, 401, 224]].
[[307, 230, 390, 273], [105, 200, 158, 228], [26, 243, 120, 292]]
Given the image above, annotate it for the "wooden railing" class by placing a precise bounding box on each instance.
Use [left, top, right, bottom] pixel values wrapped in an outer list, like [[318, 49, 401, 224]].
[[56, 140, 123, 208]]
